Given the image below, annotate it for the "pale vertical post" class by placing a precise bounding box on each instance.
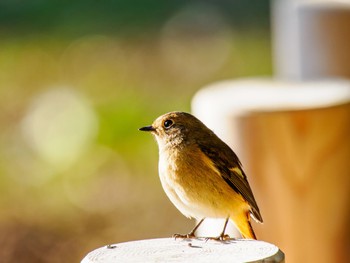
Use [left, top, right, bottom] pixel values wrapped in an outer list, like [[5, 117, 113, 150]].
[[272, 0, 350, 80]]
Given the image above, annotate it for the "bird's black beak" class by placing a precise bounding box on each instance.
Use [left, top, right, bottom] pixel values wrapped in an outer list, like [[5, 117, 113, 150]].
[[139, 125, 156, 132]]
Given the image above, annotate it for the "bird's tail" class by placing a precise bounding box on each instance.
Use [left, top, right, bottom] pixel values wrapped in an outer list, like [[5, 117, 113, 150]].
[[233, 211, 257, 240]]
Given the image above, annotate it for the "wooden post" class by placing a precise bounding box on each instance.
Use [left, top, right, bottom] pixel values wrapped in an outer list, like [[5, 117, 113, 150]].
[[192, 79, 350, 263], [81, 238, 284, 263]]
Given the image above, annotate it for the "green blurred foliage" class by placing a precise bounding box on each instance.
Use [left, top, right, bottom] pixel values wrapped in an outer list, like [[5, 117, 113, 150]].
[[0, 0, 269, 36], [0, 1, 271, 262]]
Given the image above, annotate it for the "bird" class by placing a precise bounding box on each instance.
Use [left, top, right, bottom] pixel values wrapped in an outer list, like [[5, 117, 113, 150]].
[[139, 111, 263, 240]]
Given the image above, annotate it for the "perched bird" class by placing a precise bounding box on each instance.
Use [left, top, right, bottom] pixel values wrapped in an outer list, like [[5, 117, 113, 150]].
[[139, 111, 262, 240]]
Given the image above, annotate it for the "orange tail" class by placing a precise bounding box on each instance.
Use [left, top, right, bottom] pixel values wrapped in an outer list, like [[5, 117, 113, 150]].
[[232, 212, 257, 239]]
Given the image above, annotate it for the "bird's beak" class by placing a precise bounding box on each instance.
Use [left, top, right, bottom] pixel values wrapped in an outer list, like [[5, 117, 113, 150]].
[[139, 125, 156, 132]]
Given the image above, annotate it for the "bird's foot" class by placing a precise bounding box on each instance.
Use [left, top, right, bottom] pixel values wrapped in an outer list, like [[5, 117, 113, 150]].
[[173, 233, 196, 240], [205, 234, 231, 242]]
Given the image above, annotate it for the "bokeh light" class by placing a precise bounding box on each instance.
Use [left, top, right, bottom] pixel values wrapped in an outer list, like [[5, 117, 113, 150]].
[[21, 87, 98, 171], [160, 3, 233, 81]]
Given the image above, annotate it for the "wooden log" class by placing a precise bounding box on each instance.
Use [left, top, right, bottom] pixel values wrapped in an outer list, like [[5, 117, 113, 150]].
[[81, 238, 284, 263], [192, 78, 350, 263]]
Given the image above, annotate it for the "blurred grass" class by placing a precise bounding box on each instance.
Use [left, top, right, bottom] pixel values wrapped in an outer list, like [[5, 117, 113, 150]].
[[0, 1, 271, 262]]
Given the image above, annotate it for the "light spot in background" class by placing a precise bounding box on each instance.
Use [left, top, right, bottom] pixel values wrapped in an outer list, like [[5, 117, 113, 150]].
[[63, 146, 132, 213], [60, 35, 123, 81], [21, 87, 98, 171], [159, 3, 233, 81]]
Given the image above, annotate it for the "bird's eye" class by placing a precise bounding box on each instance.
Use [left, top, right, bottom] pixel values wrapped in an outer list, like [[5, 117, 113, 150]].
[[163, 119, 174, 129]]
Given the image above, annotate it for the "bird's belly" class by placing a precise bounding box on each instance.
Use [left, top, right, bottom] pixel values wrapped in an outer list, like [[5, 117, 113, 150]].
[[158, 157, 248, 219]]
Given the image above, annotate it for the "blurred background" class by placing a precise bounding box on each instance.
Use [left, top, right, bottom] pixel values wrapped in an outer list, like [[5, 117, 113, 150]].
[[0, 1, 271, 262]]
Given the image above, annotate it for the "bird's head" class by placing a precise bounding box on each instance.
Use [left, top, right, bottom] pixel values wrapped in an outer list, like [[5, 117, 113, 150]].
[[139, 111, 207, 149]]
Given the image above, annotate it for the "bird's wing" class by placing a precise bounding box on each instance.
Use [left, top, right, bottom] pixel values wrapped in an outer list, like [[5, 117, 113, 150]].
[[198, 143, 263, 223]]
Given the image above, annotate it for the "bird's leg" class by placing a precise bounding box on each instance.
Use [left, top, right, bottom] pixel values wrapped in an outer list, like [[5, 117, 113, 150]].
[[219, 217, 231, 240], [173, 218, 205, 239], [205, 217, 231, 241]]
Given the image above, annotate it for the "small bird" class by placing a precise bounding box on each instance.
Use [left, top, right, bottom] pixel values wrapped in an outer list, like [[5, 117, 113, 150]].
[[139, 111, 263, 240]]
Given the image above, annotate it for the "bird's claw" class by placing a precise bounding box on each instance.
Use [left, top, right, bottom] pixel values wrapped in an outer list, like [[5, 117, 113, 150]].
[[205, 234, 231, 242], [173, 233, 196, 240]]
